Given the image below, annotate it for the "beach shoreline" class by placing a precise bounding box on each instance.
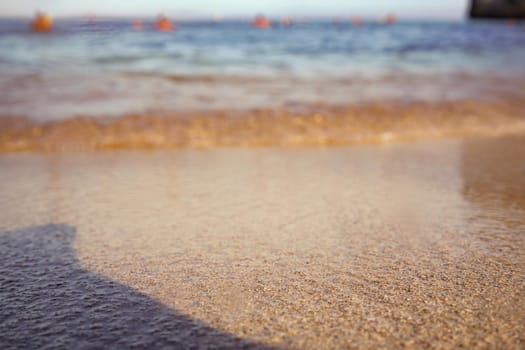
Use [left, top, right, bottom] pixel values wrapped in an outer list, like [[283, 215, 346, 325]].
[[2, 14, 525, 349], [2, 98, 525, 152], [1, 135, 524, 348]]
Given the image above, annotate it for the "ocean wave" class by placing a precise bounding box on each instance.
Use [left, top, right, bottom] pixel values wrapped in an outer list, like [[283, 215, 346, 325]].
[[1, 99, 525, 152]]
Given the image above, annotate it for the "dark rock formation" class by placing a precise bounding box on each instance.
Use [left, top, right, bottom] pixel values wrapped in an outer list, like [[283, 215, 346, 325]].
[[470, 0, 525, 18]]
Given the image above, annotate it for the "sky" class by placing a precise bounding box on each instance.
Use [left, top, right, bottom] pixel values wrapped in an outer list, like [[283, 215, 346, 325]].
[[0, 0, 469, 19]]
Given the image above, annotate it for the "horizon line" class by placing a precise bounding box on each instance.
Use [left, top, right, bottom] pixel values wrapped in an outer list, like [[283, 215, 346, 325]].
[[0, 14, 467, 21]]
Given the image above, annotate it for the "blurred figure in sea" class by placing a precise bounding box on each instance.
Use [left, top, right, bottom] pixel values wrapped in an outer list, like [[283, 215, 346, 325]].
[[31, 11, 53, 33]]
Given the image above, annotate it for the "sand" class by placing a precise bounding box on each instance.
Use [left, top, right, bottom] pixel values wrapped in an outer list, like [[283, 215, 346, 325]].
[[0, 135, 524, 349]]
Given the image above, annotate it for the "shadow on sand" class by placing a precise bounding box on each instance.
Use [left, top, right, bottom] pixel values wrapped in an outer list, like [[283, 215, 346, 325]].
[[0, 224, 275, 349]]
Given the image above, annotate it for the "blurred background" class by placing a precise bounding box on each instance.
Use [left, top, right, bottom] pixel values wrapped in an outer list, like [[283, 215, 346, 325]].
[[0, 0, 524, 149]]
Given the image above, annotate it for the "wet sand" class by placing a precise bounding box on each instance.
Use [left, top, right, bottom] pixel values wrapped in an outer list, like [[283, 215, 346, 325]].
[[2, 98, 525, 152], [1, 135, 524, 349]]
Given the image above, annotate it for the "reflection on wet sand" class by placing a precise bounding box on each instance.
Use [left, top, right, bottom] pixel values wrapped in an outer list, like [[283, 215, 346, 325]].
[[463, 135, 525, 216], [461, 136, 525, 257], [0, 138, 524, 348]]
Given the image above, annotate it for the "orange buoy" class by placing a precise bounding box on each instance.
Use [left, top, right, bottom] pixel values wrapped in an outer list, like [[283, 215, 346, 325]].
[[85, 13, 96, 24], [350, 17, 363, 26], [252, 15, 271, 29], [31, 12, 53, 33], [155, 15, 175, 31], [132, 19, 143, 30], [280, 17, 292, 26], [383, 13, 397, 24]]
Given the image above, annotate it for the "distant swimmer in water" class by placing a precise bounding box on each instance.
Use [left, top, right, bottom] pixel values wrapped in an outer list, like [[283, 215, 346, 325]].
[[31, 11, 53, 33], [155, 15, 175, 31], [252, 15, 271, 29]]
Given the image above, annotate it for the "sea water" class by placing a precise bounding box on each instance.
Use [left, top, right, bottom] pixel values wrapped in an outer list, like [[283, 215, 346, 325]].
[[1, 19, 525, 121]]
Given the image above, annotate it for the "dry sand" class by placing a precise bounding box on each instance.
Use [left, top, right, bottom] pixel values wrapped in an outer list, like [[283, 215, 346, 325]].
[[1, 135, 524, 349]]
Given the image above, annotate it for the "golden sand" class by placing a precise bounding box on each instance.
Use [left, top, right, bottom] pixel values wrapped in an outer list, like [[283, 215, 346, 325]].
[[0, 136, 524, 348], [1, 98, 525, 152]]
